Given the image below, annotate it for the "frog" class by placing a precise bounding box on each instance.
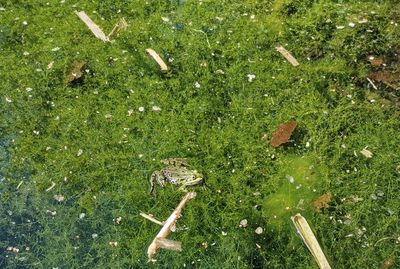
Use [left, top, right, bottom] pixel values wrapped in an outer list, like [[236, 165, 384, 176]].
[[150, 158, 204, 194]]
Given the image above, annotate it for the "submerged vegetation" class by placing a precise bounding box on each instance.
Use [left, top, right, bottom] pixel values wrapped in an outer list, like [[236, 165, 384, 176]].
[[1, 0, 399, 268]]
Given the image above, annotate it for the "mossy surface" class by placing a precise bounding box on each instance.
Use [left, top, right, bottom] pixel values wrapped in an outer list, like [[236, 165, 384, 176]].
[[1, 0, 399, 268]]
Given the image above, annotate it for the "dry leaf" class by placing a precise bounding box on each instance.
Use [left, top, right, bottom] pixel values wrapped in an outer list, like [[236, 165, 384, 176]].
[[379, 258, 395, 269], [65, 61, 86, 84], [270, 120, 298, 147], [312, 192, 332, 213], [275, 43, 300, 67], [75, 11, 110, 42]]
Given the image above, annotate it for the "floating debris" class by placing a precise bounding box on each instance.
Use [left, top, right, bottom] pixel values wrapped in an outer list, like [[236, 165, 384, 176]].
[[107, 18, 129, 40], [65, 61, 86, 84], [147, 192, 197, 262], [145, 48, 168, 73], [255, 227, 263, 235], [379, 258, 395, 269], [201, 242, 208, 249], [270, 120, 298, 147], [45, 182, 56, 192], [312, 193, 332, 213], [75, 11, 110, 42], [239, 219, 248, 228], [360, 148, 373, 158], [291, 213, 331, 269], [152, 106, 161, 111], [53, 194, 65, 202], [247, 74, 256, 82], [114, 216, 122, 225], [79, 213, 86, 219], [109, 241, 118, 247], [275, 43, 300, 67]]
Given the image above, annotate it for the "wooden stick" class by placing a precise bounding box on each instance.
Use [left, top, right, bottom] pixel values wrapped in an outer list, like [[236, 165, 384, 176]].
[[291, 213, 331, 269], [147, 192, 196, 262], [75, 11, 110, 42], [156, 238, 182, 252], [275, 43, 300, 67], [140, 212, 165, 226], [145, 48, 168, 73]]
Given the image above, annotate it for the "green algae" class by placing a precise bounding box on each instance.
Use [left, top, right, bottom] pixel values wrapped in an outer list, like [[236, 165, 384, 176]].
[[1, 0, 400, 268]]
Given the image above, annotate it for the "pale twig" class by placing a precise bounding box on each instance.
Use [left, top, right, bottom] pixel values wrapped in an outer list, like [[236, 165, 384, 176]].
[[275, 43, 300, 67], [45, 182, 56, 192], [145, 48, 168, 73], [147, 192, 197, 262], [291, 213, 331, 269], [192, 29, 211, 48], [107, 18, 129, 39], [367, 77, 378, 90], [140, 212, 165, 226], [75, 11, 110, 42]]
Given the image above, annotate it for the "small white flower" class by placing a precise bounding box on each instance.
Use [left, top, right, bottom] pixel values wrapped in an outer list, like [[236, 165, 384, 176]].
[[247, 74, 256, 82], [5, 96, 12, 103], [26, 87, 33, 92], [77, 149, 83, 156], [92, 233, 98, 239], [221, 231, 227, 236], [22, 21, 28, 25], [23, 51, 30, 56], [138, 106, 145, 112], [127, 109, 134, 116], [348, 22, 355, 28], [194, 82, 201, 88], [255, 227, 263, 234], [79, 213, 86, 219]]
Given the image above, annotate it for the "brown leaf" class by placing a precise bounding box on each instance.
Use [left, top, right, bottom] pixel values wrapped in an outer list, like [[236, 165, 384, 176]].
[[270, 120, 298, 147], [312, 192, 332, 213], [379, 258, 395, 269]]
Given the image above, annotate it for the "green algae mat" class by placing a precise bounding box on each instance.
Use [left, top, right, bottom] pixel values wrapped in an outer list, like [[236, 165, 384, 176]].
[[1, 1, 399, 268]]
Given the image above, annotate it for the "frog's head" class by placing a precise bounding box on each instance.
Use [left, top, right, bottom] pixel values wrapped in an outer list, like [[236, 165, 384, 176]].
[[149, 171, 166, 195]]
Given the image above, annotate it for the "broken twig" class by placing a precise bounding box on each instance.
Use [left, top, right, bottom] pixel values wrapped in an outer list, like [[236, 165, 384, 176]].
[[291, 213, 331, 269], [147, 192, 196, 262], [75, 11, 110, 42], [275, 43, 300, 67], [140, 212, 165, 226], [107, 18, 129, 39], [145, 48, 168, 73]]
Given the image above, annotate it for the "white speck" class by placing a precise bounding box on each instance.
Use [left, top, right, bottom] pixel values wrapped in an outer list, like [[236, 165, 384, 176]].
[[47, 61, 54, 69], [161, 17, 170, 22], [221, 231, 227, 236], [0, 7, 6, 11], [296, 184, 302, 190], [152, 106, 161, 111], [138, 154, 144, 158], [336, 25, 345, 30], [5, 96, 12, 103], [348, 22, 355, 28], [138, 106, 145, 112], [286, 175, 294, 184], [250, 14, 256, 20], [23, 51, 29, 56], [255, 227, 263, 234], [360, 148, 373, 158], [376, 190, 384, 197], [358, 18, 368, 24], [345, 234, 354, 238], [109, 241, 118, 247], [306, 141, 310, 148], [54, 194, 65, 202], [168, 57, 174, 62], [33, 130, 40, 135], [239, 219, 248, 228], [194, 82, 201, 88], [247, 74, 256, 82], [370, 193, 377, 200], [127, 109, 134, 116], [51, 47, 60, 52], [77, 149, 83, 156], [23, 21, 28, 25], [92, 233, 98, 239], [26, 87, 33, 92], [79, 213, 86, 219]]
